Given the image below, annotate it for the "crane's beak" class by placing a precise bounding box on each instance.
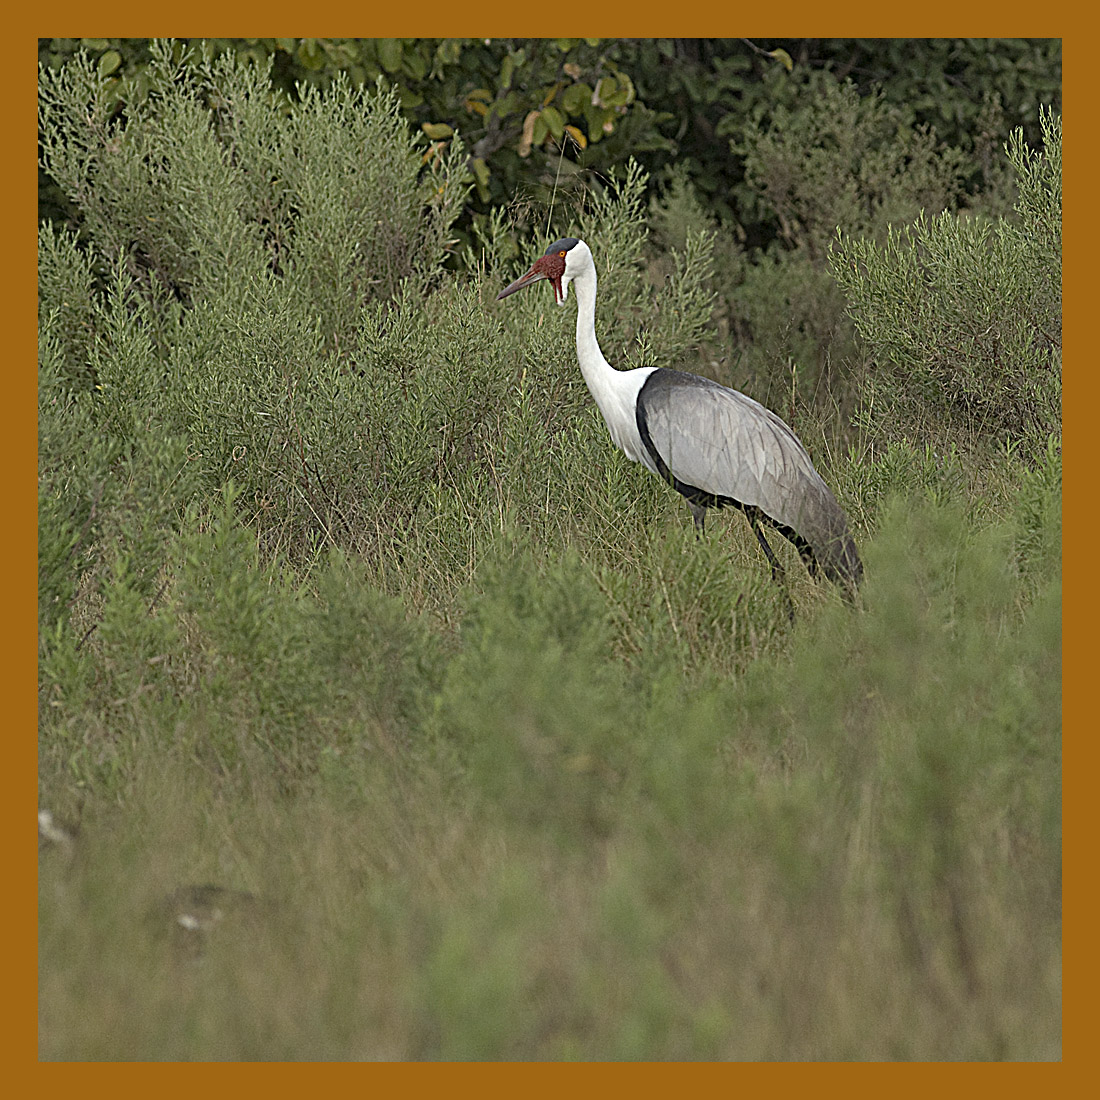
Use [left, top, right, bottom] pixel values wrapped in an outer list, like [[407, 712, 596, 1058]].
[[496, 265, 546, 300]]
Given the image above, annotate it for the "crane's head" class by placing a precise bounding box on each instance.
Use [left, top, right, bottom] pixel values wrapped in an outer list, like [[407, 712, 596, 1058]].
[[496, 238, 591, 307]]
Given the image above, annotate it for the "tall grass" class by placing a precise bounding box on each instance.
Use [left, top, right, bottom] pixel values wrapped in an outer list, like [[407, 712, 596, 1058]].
[[39, 44, 1061, 1060], [38, 490, 1061, 1060]]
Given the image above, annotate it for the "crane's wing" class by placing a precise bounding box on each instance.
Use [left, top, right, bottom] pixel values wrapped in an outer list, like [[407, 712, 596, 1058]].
[[636, 369, 862, 588]]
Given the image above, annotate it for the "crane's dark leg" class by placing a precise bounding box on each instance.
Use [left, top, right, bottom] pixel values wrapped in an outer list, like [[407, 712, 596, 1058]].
[[747, 511, 784, 581], [748, 510, 795, 625], [687, 500, 707, 538]]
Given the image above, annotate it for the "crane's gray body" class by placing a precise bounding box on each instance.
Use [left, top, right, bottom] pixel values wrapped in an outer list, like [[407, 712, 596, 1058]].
[[636, 368, 862, 591]]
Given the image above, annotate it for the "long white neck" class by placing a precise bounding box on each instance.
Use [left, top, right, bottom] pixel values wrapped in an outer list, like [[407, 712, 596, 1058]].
[[572, 263, 617, 396], [569, 262, 655, 466]]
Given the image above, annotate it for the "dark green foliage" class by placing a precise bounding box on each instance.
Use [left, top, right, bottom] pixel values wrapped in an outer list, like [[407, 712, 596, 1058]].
[[817, 38, 1061, 153], [40, 39, 1061, 254], [736, 75, 969, 257], [637, 38, 1060, 237], [39, 45, 1060, 1061]]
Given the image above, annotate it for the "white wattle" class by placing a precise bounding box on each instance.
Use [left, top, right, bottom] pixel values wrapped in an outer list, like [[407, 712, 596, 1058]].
[[570, 257, 657, 470]]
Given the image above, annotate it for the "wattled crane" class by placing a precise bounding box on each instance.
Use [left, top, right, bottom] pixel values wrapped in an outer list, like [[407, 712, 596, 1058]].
[[497, 238, 862, 605]]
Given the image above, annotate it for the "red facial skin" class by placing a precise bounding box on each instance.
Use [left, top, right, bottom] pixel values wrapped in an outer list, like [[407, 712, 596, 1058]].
[[496, 251, 567, 304]]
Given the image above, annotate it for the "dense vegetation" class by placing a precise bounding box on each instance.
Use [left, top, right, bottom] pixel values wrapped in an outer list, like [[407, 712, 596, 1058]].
[[39, 41, 1061, 1060], [38, 38, 1062, 240]]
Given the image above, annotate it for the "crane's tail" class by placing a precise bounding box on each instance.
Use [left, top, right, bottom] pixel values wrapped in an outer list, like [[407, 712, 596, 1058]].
[[788, 479, 864, 602], [818, 531, 863, 604], [769, 518, 862, 603]]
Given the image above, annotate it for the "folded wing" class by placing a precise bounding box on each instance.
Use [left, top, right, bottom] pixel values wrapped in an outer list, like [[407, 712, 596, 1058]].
[[637, 369, 862, 589]]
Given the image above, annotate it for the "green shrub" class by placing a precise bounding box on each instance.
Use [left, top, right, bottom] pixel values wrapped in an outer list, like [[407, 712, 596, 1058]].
[[717, 75, 971, 416], [830, 108, 1061, 459], [39, 254, 199, 661], [39, 45, 718, 593], [1012, 434, 1062, 588]]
